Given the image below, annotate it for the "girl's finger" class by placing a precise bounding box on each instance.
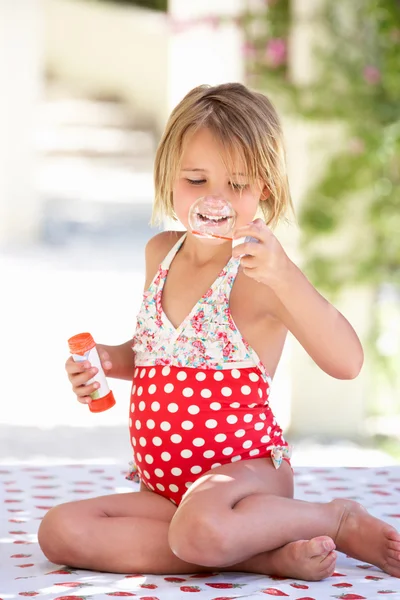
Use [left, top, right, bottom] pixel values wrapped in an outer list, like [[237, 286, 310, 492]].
[[65, 356, 91, 375], [69, 367, 98, 387], [73, 381, 99, 399]]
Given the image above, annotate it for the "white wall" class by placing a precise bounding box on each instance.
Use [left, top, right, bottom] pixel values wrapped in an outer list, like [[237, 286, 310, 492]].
[[44, 0, 169, 133]]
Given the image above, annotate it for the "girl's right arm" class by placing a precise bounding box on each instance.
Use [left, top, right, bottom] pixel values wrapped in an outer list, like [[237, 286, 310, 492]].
[[65, 340, 135, 405]]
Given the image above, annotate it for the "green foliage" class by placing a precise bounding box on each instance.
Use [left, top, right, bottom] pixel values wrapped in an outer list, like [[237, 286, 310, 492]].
[[86, 0, 167, 11], [246, 0, 400, 296]]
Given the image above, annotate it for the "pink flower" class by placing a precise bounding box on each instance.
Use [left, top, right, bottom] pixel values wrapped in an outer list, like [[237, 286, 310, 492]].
[[363, 65, 381, 85], [265, 38, 287, 68], [348, 138, 365, 154], [242, 42, 257, 59]]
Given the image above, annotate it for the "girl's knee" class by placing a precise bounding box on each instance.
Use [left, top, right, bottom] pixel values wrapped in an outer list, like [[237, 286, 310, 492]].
[[168, 505, 231, 567], [38, 502, 88, 566]]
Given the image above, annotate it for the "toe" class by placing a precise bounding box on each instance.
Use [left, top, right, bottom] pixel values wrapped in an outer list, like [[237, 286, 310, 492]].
[[307, 536, 336, 557]]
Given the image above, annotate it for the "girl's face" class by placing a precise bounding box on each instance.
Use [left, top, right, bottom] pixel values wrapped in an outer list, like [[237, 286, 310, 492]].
[[173, 128, 266, 236]]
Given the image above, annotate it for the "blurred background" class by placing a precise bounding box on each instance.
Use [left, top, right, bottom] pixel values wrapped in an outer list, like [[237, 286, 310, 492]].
[[1, 0, 399, 467]]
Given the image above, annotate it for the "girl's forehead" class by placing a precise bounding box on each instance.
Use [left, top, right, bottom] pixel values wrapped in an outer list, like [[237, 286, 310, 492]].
[[181, 127, 247, 172]]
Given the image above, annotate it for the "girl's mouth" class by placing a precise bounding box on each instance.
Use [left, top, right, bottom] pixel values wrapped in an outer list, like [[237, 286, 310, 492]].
[[196, 214, 231, 226]]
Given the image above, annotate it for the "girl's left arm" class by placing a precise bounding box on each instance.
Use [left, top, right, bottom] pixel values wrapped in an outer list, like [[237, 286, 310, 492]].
[[233, 220, 364, 380]]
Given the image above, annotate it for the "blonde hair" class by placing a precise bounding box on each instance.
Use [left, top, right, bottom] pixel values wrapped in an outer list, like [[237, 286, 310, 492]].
[[153, 83, 293, 227]]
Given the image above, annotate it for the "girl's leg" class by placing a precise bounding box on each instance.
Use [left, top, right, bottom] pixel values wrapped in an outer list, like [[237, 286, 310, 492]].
[[38, 486, 336, 580], [169, 458, 400, 577]]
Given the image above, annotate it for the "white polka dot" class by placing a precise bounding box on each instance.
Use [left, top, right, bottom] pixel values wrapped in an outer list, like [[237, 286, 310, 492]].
[[143, 470, 150, 479], [136, 452, 142, 462], [211, 462, 222, 469], [177, 371, 187, 381], [131, 436, 136, 446], [182, 388, 194, 397], [149, 368, 156, 379], [139, 437, 146, 447], [221, 387, 232, 397], [188, 405, 200, 415], [243, 440, 253, 449], [138, 401, 146, 411], [146, 419, 155, 429], [210, 402, 221, 410], [168, 403, 179, 413], [258, 389, 263, 398], [161, 452, 171, 461], [261, 435, 271, 443], [129, 418, 132, 427], [156, 483, 165, 491], [154, 468, 164, 477], [243, 414, 253, 423], [181, 420, 194, 430], [135, 419, 141, 430], [151, 401, 160, 412], [171, 434, 182, 444], [171, 467, 182, 476], [249, 448, 260, 456], [162, 366, 171, 376], [137, 387, 143, 397], [201, 389, 212, 399], [153, 436, 162, 446], [147, 483, 155, 491], [231, 455, 242, 462], [164, 383, 174, 394], [148, 384, 157, 395], [185, 481, 193, 489], [254, 422, 264, 431], [213, 371, 224, 381], [205, 419, 218, 429], [132, 385, 137, 396], [248, 403, 258, 408], [267, 426, 272, 434], [230, 402, 241, 409], [140, 368, 146, 379], [134, 368, 139, 378], [222, 447, 234, 456], [249, 372, 260, 382], [130, 403, 135, 413], [145, 454, 154, 464], [231, 369, 241, 379], [196, 372, 206, 381], [235, 429, 246, 438], [260, 413, 267, 421], [181, 449, 193, 459], [215, 433, 227, 443], [193, 438, 205, 447], [190, 465, 202, 475], [241, 385, 251, 395], [161, 421, 171, 431], [226, 415, 238, 424], [203, 450, 215, 459], [169, 484, 179, 493]]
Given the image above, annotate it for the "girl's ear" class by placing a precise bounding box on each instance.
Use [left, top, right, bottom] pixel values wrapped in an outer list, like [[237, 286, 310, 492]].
[[260, 185, 270, 201]]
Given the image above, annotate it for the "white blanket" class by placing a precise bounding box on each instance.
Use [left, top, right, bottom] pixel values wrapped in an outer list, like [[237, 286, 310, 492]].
[[1, 464, 400, 599]]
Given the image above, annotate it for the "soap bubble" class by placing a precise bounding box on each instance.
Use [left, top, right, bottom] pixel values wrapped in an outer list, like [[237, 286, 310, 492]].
[[188, 195, 236, 239]]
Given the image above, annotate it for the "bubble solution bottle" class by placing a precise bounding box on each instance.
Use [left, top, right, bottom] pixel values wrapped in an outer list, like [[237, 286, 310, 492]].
[[68, 332, 116, 413]]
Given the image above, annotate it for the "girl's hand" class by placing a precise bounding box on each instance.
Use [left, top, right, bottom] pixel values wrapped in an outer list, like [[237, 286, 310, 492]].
[[65, 347, 112, 405], [232, 218, 291, 288]]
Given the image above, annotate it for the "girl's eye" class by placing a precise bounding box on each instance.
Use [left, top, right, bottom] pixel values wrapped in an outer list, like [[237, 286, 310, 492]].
[[186, 178, 206, 185], [230, 183, 249, 191]]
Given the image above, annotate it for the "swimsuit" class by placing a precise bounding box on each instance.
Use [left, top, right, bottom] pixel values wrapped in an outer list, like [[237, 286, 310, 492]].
[[128, 234, 290, 505]]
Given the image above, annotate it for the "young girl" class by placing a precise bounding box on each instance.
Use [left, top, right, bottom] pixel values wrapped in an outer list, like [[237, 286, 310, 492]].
[[38, 83, 400, 581]]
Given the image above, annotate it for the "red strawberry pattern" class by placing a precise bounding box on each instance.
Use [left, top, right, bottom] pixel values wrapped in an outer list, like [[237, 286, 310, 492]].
[[1, 464, 400, 599]]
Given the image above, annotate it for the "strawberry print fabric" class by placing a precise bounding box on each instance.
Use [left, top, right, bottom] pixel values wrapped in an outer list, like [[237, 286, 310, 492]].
[[1, 463, 400, 599]]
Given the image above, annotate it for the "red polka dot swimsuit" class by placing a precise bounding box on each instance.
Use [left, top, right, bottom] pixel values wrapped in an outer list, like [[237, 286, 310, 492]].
[[128, 234, 290, 505]]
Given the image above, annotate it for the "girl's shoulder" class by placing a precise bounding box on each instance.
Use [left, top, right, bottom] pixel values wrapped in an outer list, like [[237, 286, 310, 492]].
[[144, 230, 185, 288]]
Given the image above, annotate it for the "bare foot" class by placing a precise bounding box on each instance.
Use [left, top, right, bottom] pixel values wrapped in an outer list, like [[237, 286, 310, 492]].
[[244, 536, 336, 581], [333, 498, 400, 577]]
